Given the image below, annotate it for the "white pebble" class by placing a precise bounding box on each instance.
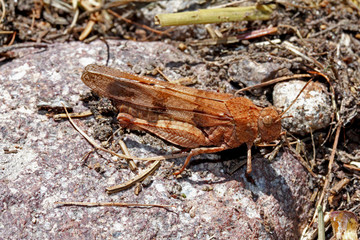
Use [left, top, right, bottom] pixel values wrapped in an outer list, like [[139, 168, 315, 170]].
[[273, 80, 332, 135]]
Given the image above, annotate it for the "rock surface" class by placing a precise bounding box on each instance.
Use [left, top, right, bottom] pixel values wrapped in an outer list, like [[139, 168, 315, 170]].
[[0, 40, 312, 239]]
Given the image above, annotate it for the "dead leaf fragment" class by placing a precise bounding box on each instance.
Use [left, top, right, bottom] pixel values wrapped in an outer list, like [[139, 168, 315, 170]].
[[330, 211, 358, 240]]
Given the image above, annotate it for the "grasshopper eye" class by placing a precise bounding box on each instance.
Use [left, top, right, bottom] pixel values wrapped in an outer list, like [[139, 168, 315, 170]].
[[262, 115, 273, 127], [258, 107, 282, 143]]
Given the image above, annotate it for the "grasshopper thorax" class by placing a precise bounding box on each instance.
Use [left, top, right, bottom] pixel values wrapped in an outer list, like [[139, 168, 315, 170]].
[[257, 106, 282, 143]]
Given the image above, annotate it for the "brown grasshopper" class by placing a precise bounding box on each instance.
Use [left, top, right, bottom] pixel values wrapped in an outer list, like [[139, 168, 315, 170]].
[[81, 64, 282, 175]]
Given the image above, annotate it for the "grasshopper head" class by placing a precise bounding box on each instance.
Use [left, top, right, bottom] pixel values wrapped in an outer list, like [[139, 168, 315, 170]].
[[258, 106, 282, 143]]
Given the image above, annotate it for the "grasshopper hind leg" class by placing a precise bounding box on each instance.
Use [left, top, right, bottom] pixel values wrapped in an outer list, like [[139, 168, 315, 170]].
[[117, 113, 229, 175], [117, 113, 212, 148]]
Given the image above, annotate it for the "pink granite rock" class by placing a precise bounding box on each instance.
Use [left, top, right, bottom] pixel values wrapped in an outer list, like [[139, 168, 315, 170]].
[[0, 40, 312, 239]]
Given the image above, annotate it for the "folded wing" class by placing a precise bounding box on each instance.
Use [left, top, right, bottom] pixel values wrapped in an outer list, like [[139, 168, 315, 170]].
[[81, 64, 234, 127]]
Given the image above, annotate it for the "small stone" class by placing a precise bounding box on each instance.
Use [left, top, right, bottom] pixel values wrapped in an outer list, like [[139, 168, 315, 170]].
[[273, 80, 332, 136], [134, 182, 142, 195], [228, 56, 291, 87], [189, 208, 196, 218], [202, 185, 213, 191]]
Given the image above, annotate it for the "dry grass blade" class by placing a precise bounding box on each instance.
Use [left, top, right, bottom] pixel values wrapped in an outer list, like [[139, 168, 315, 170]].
[[64, 8, 79, 34], [0, 30, 14, 34], [0, 0, 6, 23], [330, 178, 350, 195], [43, 0, 73, 12], [108, 9, 168, 36], [286, 144, 317, 178], [235, 74, 311, 95], [282, 41, 325, 70], [53, 110, 92, 120], [105, 160, 161, 194], [312, 121, 342, 222], [55, 201, 175, 209], [0, 42, 48, 54], [191, 27, 278, 46], [79, 15, 96, 41], [119, 139, 137, 171], [343, 163, 360, 171]]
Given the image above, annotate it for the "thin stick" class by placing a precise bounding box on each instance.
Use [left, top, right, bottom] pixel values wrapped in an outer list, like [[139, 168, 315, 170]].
[[30, 9, 35, 30], [154, 67, 196, 85], [309, 19, 348, 38], [78, 0, 157, 20], [312, 121, 342, 222], [108, 9, 169, 36], [276, 0, 314, 10], [283, 135, 317, 178], [235, 74, 311, 95], [308, 71, 336, 147], [282, 41, 325, 71], [191, 27, 278, 46], [53, 110, 93, 120], [236, 27, 278, 40], [55, 201, 174, 209], [310, 127, 316, 169], [228, 159, 247, 175], [337, 150, 360, 161], [327, 123, 341, 175], [64, 8, 79, 34], [119, 139, 137, 171], [0, 42, 48, 54], [7, 31, 16, 46], [0, 0, 5, 23], [79, 14, 96, 41], [0, 30, 14, 34], [155, 67, 171, 82], [278, 24, 306, 45], [210, 0, 248, 8], [329, 178, 350, 195], [106, 160, 161, 194], [343, 164, 360, 171]]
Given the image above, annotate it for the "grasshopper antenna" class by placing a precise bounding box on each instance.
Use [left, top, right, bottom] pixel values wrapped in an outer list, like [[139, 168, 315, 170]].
[[276, 77, 315, 122]]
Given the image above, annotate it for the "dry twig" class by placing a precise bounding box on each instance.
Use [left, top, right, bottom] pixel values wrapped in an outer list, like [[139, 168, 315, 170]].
[[108, 9, 169, 36], [313, 122, 342, 224], [118, 139, 137, 171], [55, 201, 174, 209], [235, 74, 311, 95], [0, 0, 5, 23], [106, 160, 161, 194], [53, 110, 93, 120]]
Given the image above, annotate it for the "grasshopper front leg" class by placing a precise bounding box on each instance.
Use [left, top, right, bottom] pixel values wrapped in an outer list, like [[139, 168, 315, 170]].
[[246, 143, 253, 175], [117, 113, 228, 174], [173, 145, 228, 175]]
